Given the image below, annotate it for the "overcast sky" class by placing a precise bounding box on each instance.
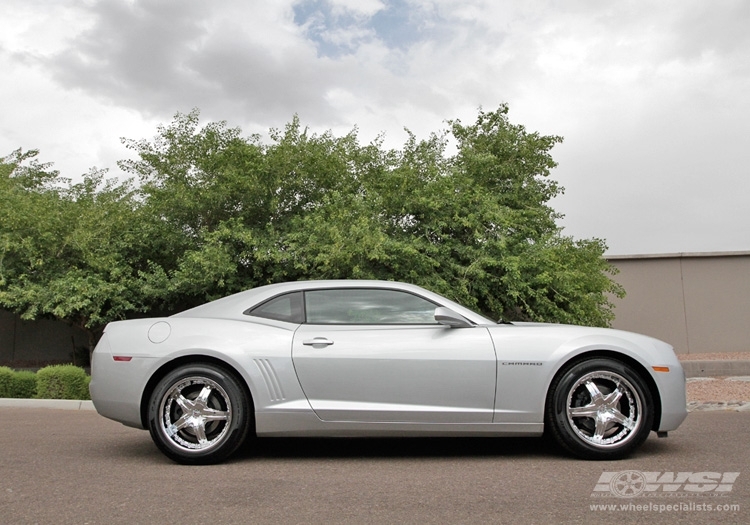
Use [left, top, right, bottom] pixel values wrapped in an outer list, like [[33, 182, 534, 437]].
[[2, 0, 748, 255]]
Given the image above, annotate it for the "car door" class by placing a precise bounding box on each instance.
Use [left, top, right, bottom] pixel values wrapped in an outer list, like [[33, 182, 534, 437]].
[[291, 288, 497, 423]]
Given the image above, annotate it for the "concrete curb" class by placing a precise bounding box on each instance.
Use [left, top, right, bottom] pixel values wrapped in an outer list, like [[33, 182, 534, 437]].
[[687, 401, 750, 412], [0, 398, 95, 410], [682, 360, 750, 378]]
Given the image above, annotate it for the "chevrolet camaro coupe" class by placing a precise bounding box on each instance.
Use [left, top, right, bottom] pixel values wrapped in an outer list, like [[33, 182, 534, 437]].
[[90, 280, 687, 464]]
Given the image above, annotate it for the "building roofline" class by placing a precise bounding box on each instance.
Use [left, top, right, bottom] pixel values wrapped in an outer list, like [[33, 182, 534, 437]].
[[606, 251, 750, 261]]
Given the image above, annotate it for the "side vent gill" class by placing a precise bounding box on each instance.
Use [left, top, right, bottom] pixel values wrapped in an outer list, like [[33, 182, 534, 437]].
[[253, 358, 286, 402]]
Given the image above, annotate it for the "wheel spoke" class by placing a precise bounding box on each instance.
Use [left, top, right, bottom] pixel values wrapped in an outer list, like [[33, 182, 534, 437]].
[[569, 403, 600, 418], [192, 420, 208, 444], [166, 413, 191, 437], [584, 380, 604, 402], [609, 408, 635, 429], [171, 412, 192, 430], [196, 385, 212, 406], [602, 386, 624, 408], [201, 407, 230, 422], [174, 394, 193, 412], [592, 415, 611, 442]]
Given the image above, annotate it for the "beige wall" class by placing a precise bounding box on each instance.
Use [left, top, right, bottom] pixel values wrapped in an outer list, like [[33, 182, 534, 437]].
[[608, 252, 750, 355]]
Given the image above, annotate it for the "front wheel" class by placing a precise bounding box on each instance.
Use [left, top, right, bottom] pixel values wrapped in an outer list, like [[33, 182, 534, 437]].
[[545, 358, 654, 460], [148, 363, 252, 464]]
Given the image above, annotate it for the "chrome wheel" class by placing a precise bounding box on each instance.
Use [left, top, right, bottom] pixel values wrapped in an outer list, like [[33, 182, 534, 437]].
[[546, 358, 653, 460], [159, 376, 232, 452], [566, 371, 642, 448], [148, 364, 252, 464]]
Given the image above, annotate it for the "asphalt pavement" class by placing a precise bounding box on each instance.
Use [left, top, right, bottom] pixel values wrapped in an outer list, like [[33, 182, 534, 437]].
[[1, 407, 748, 524]]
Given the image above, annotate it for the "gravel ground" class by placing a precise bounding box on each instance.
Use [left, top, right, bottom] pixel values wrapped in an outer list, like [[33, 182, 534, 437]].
[[676, 352, 750, 404], [686, 376, 750, 403]]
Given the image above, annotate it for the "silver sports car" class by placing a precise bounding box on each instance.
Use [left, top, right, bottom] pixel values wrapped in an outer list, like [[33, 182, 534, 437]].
[[89, 280, 687, 464]]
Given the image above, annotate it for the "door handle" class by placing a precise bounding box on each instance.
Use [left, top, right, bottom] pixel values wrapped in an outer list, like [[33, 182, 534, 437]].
[[302, 337, 334, 346]]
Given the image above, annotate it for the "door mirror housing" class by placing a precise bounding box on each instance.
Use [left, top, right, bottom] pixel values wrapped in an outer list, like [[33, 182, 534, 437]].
[[434, 307, 473, 328]]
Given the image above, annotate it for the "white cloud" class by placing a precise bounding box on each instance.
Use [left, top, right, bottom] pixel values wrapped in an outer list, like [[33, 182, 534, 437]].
[[329, 0, 385, 17], [1, 0, 749, 254]]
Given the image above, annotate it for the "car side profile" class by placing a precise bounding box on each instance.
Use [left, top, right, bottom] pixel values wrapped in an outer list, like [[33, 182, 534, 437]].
[[89, 280, 687, 464]]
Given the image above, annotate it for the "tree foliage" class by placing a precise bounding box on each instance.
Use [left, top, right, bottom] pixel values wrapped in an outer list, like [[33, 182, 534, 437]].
[[0, 149, 163, 347], [0, 106, 624, 349]]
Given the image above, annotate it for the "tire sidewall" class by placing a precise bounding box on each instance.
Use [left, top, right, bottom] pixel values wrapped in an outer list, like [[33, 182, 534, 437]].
[[148, 363, 251, 465]]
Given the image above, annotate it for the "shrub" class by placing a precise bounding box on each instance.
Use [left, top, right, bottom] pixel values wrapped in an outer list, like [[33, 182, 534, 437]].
[[0, 366, 14, 397], [11, 370, 38, 398], [35, 364, 91, 400], [0, 367, 38, 398]]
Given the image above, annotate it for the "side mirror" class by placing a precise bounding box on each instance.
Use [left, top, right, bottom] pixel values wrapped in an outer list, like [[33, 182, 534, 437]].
[[434, 307, 473, 328]]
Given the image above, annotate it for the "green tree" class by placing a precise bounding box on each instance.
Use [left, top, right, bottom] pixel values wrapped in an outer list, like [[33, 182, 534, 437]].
[[118, 109, 272, 308], [0, 150, 165, 349], [265, 106, 623, 325], [121, 105, 622, 326]]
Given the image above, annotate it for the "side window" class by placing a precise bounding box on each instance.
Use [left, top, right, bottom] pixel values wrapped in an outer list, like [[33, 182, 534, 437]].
[[305, 289, 438, 325], [246, 292, 304, 324]]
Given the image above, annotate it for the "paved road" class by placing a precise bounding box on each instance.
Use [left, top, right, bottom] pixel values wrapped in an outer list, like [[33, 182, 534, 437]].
[[1, 408, 747, 524]]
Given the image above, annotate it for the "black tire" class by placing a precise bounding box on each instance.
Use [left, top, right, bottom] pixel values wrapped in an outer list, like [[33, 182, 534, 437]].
[[545, 358, 653, 460], [147, 363, 252, 465]]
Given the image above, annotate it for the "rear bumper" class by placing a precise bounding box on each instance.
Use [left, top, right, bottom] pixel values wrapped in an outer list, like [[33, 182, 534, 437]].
[[89, 333, 150, 429]]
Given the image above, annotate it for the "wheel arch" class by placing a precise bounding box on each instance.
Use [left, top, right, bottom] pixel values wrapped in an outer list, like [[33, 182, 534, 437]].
[[140, 355, 256, 431], [545, 350, 663, 432]]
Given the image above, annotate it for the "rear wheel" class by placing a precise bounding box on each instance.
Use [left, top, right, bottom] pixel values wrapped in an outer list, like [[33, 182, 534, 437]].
[[148, 363, 252, 464], [546, 358, 653, 460]]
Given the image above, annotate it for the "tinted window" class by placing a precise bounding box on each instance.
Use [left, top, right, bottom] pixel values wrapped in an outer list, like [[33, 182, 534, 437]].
[[246, 292, 304, 323], [305, 289, 438, 324]]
